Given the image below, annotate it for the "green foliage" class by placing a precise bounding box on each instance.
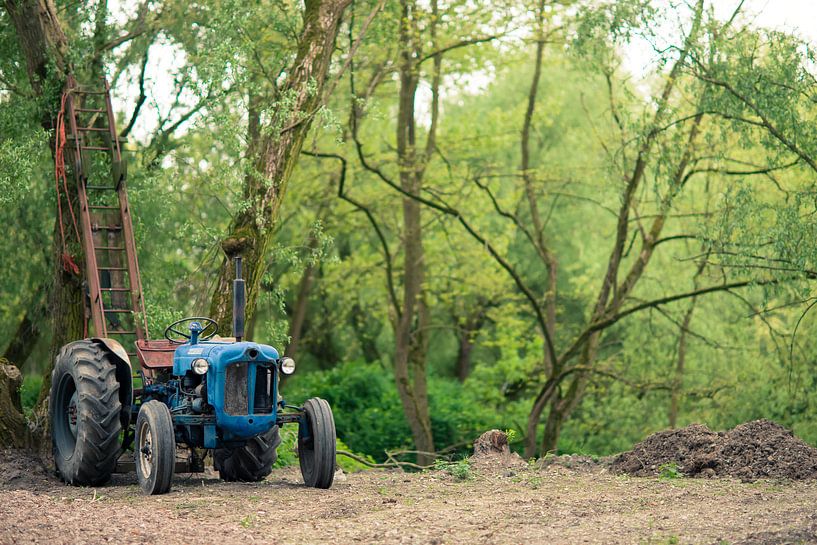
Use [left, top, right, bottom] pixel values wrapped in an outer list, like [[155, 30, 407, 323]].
[[284, 361, 413, 459], [336, 438, 376, 473], [19, 375, 42, 416], [5, 0, 817, 463], [284, 361, 512, 461], [272, 420, 375, 472], [433, 458, 473, 481], [272, 424, 299, 469], [0, 130, 47, 205], [658, 463, 681, 480]]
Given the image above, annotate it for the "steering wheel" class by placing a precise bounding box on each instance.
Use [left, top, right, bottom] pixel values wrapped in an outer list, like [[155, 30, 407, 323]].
[[164, 317, 219, 344]]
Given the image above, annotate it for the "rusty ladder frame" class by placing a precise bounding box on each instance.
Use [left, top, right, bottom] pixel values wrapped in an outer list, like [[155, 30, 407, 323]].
[[63, 75, 148, 363]]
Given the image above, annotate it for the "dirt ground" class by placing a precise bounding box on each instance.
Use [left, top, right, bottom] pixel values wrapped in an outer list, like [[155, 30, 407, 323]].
[[1, 450, 817, 545], [612, 420, 817, 481]]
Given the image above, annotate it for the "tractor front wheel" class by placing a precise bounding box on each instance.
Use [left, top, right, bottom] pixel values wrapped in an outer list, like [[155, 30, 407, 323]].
[[299, 398, 336, 489], [135, 400, 175, 495], [50, 340, 122, 486], [214, 425, 281, 482]]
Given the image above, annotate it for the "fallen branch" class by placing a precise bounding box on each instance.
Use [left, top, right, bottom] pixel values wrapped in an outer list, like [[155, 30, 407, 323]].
[[336, 450, 433, 471]]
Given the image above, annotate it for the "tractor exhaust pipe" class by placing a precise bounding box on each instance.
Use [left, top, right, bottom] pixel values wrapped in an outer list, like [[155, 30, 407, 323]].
[[233, 257, 245, 342]]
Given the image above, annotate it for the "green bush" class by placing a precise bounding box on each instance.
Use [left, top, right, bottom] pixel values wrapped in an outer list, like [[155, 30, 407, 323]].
[[335, 438, 377, 472], [20, 374, 42, 415], [284, 361, 412, 461], [272, 424, 375, 472], [272, 425, 299, 469], [434, 458, 473, 481], [283, 360, 514, 461]]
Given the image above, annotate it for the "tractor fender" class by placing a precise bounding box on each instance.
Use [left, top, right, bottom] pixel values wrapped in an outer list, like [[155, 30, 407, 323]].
[[91, 337, 133, 421]]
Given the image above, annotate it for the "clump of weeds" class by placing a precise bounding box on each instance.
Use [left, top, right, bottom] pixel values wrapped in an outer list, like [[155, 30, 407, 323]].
[[434, 459, 473, 481]]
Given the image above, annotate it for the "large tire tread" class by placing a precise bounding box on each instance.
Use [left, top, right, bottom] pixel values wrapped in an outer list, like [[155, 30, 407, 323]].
[[135, 400, 175, 495], [299, 397, 336, 489], [214, 425, 281, 482], [50, 341, 122, 486]]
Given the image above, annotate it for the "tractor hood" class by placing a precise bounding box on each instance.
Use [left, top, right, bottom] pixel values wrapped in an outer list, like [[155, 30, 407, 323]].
[[173, 341, 280, 376], [172, 340, 283, 444]]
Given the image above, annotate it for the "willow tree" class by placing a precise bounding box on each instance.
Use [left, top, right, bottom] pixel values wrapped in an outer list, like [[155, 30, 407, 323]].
[[333, 0, 511, 463], [366, 0, 817, 456], [515, 0, 817, 456], [1, 0, 157, 446], [208, 0, 354, 331]]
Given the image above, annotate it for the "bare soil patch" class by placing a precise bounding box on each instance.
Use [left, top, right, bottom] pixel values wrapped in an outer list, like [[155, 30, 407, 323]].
[[0, 448, 51, 491], [612, 419, 817, 480], [2, 441, 817, 544]]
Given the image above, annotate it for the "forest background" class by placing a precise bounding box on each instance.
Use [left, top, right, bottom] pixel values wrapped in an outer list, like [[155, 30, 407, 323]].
[[3, 0, 817, 463]]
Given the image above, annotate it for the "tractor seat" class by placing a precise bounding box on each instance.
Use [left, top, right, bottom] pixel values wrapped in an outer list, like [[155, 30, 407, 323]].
[[136, 339, 176, 369]]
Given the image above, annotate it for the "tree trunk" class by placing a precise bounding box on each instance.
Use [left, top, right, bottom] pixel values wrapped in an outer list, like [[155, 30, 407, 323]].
[[2, 297, 44, 369], [286, 235, 319, 359], [455, 308, 486, 382], [0, 359, 29, 448], [520, 0, 558, 374], [523, 1, 706, 458], [455, 333, 474, 382], [524, 382, 551, 458], [208, 0, 351, 331], [541, 398, 564, 455], [350, 303, 381, 362], [670, 259, 706, 427], [668, 313, 691, 429], [390, 0, 436, 466], [524, 330, 602, 458], [393, 109, 435, 464], [3, 0, 67, 95], [3, 0, 83, 447], [518, 1, 562, 458], [539, 105, 706, 451]]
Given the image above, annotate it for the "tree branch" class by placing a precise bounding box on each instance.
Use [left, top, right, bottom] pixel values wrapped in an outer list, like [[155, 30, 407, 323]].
[[417, 35, 498, 64], [120, 41, 151, 139], [302, 149, 401, 319], [694, 72, 817, 173]]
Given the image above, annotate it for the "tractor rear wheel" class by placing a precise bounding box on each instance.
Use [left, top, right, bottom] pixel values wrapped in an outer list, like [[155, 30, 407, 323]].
[[50, 340, 122, 486], [299, 398, 336, 489], [135, 400, 175, 495], [214, 425, 281, 482]]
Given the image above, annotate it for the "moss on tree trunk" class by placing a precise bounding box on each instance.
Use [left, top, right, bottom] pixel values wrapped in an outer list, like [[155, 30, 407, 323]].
[[0, 359, 29, 449], [208, 0, 351, 331]]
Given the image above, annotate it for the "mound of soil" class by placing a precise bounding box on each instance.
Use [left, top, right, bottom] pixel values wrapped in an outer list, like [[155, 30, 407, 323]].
[[612, 419, 817, 480], [0, 449, 52, 490]]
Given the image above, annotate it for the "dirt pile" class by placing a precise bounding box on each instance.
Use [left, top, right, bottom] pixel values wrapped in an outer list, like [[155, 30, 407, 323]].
[[0, 449, 52, 490], [612, 419, 817, 480]]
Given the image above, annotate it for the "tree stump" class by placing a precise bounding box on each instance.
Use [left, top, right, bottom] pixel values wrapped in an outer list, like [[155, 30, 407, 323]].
[[0, 358, 28, 448], [473, 429, 511, 457]]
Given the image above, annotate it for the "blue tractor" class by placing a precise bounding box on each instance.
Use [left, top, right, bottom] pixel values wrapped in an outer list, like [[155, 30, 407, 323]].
[[48, 78, 336, 495], [51, 257, 337, 494]]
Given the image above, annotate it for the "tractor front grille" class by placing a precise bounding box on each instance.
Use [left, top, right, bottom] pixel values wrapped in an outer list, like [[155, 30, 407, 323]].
[[253, 366, 273, 414], [224, 362, 275, 416], [224, 362, 249, 416]]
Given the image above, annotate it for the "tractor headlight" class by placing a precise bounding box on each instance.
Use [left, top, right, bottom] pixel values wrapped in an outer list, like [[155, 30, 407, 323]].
[[279, 357, 296, 375], [192, 358, 209, 375]]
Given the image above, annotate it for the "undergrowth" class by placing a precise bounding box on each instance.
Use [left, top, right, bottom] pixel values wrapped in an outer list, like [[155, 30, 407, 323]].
[[272, 424, 375, 472], [434, 458, 473, 481]]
